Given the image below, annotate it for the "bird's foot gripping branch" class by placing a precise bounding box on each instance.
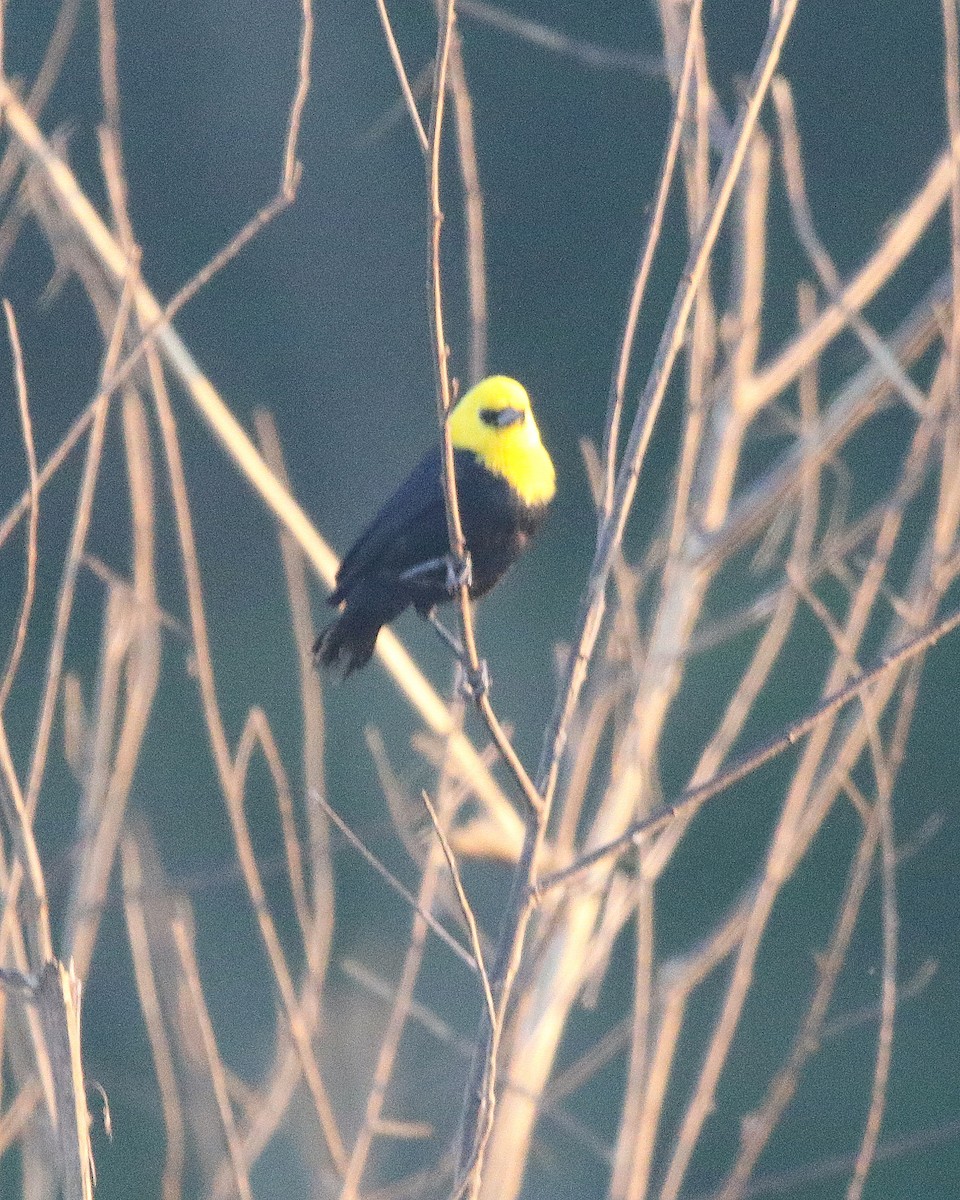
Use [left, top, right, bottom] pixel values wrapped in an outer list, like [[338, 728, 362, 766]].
[[444, 549, 473, 593], [425, 609, 490, 702], [457, 657, 491, 703]]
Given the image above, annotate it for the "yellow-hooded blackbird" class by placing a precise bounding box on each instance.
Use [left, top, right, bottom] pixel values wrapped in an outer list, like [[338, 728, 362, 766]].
[[313, 375, 556, 675]]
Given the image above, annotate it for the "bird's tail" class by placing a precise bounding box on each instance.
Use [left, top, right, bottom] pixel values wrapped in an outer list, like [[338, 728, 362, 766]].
[[313, 585, 406, 676], [313, 610, 381, 677]]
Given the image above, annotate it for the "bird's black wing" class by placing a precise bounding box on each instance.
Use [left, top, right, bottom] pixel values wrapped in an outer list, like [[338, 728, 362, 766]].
[[330, 446, 451, 605]]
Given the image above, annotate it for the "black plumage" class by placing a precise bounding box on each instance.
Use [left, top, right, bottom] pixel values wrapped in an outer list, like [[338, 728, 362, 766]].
[[313, 447, 550, 675]]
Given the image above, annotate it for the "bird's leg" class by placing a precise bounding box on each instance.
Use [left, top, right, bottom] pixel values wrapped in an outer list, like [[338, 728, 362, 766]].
[[400, 552, 472, 594], [426, 607, 465, 657], [441, 551, 490, 698], [399, 557, 447, 585]]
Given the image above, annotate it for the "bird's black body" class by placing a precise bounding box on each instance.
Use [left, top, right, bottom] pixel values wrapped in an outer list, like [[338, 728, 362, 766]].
[[314, 447, 550, 675]]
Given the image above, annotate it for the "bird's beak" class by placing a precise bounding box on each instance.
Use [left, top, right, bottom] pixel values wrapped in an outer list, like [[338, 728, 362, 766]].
[[492, 406, 525, 428]]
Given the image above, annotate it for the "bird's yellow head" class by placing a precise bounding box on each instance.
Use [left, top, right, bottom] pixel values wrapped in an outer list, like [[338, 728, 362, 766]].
[[448, 376, 556, 508]]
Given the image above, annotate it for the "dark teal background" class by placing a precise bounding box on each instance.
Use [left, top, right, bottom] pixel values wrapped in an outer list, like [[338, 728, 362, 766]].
[[1, 3, 959, 1198]]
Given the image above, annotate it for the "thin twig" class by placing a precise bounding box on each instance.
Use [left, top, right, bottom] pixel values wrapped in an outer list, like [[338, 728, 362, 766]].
[[419, 786, 497, 1200], [0, 734, 52, 967], [22, 270, 135, 820], [0, 394, 101, 552], [64, 388, 161, 981], [171, 919, 254, 1200], [601, 0, 703, 517], [311, 789, 477, 971], [442, 11, 488, 383], [943, 0, 960, 421], [96, 0, 122, 144], [121, 837, 186, 1200], [374, 0, 429, 153], [254, 408, 335, 973], [283, 0, 313, 193], [846, 789, 898, 1200], [0, 301, 38, 713], [338, 721, 466, 1200], [420, 790, 494, 1016], [458, 0, 662, 76], [338, 854, 443, 1200]]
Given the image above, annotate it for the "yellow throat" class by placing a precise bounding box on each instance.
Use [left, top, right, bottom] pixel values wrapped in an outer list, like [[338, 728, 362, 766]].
[[448, 376, 557, 508]]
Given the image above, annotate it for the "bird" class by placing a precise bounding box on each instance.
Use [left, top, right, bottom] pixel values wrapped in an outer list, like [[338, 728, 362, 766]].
[[313, 375, 556, 676]]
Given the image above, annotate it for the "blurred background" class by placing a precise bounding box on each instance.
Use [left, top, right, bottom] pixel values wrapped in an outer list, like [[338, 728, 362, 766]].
[[0, 2, 958, 1198]]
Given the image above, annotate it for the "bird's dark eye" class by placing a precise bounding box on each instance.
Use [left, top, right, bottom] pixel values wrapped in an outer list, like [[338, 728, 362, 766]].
[[480, 405, 526, 429]]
